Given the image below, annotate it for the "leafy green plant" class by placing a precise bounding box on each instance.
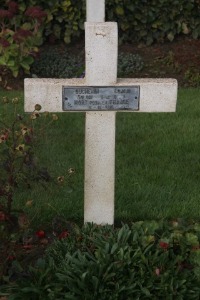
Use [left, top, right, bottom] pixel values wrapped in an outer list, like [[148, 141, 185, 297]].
[[184, 68, 200, 87], [43, 0, 85, 44], [31, 46, 84, 78], [3, 220, 200, 299], [153, 51, 181, 75], [31, 49, 144, 79], [2, 0, 200, 50], [9, 0, 86, 45], [118, 52, 144, 77], [106, 0, 200, 44], [0, 2, 47, 77], [37, 0, 200, 45]]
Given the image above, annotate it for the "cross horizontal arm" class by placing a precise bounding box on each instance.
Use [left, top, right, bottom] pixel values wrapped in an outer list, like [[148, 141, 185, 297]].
[[24, 78, 177, 113]]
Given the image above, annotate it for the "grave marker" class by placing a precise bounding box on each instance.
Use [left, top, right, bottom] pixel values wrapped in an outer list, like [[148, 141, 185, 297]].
[[24, 0, 177, 225]]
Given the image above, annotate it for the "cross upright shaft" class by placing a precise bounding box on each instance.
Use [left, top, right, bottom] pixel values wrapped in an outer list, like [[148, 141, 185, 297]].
[[84, 0, 118, 224], [86, 0, 105, 22]]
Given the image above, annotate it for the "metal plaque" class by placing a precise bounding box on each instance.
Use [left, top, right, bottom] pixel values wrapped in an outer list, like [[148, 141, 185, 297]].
[[62, 86, 140, 111]]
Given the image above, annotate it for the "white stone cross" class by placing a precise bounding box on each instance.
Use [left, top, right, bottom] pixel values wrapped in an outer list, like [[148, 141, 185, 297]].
[[24, 0, 177, 225]]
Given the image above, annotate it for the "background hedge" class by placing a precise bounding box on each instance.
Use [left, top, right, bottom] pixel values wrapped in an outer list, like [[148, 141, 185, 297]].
[[106, 0, 200, 44], [2, 0, 200, 44]]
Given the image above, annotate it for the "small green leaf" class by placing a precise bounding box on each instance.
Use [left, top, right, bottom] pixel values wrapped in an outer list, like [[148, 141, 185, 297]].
[[141, 287, 151, 296], [167, 32, 174, 42], [7, 59, 15, 67], [20, 62, 30, 71], [182, 22, 190, 35], [22, 22, 32, 30], [185, 233, 199, 246], [116, 6, 124, 15], [111, 243, 118, 254], [192, 29, 199, 39], [22, 287, 40, 293], [146, 36, 153, 45], [12, 69, 19, 77], [0, 56, 6, 65], [64, 35, 71, 44]]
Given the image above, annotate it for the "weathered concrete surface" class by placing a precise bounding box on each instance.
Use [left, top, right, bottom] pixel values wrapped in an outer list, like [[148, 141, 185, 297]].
[[86, 0, 105, 22], [24, 78, 178, 113], [84, 111, 116, 224], [85, 22, 118, 86]]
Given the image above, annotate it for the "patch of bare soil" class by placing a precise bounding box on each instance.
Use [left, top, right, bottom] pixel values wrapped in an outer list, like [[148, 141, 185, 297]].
[[120, 36, 200, 86]]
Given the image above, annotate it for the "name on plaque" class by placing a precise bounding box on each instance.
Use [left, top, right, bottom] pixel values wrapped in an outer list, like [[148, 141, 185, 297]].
[[62, 86, 140, 111]]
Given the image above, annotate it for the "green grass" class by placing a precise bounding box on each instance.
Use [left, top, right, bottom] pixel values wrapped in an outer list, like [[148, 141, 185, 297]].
[[116, 88, 200, 221], [0, 88, 200, 225]]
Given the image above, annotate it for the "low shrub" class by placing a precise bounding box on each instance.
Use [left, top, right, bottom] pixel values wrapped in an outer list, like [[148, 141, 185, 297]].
[[31, 47, 84, 78], [0, 0, 199, 81], [1, 0, 200, 56], [3, 220, 200, 299], [106, 0, 200, 44], [0, 2, 47, 77], [184, 68, 200, 87], [31, 47, 144, 78], [118, 53, 144, 77], [27, 0, 200, 45]]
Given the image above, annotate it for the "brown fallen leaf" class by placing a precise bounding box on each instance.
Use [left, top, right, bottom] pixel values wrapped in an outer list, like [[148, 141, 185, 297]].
[[18, 213, 30, 229], [6, 86, 12, 90], [40, 238, 49, 245]]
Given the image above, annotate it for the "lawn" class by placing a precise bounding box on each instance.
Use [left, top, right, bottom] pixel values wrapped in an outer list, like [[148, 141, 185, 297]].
[[0, 88, 200, 226]]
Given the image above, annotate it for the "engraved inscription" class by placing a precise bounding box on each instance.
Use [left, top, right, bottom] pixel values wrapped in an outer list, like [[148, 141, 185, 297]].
[[62, 86, 140, 111]]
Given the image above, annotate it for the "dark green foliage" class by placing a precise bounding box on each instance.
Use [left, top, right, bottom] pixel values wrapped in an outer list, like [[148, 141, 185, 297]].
[[3, 0, 86, 44], [118, 53, 144, 76], [0, 0, 199, 79], [184, 68, 200, 87], [0, 2, 46, 77], [3, 221, 200, 299], [31, 47, 84, 78], [44, 0, 85, 44], [106, 0, 200, 44], [1, 0, 199, 47], [31, 48, 144, 78]]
